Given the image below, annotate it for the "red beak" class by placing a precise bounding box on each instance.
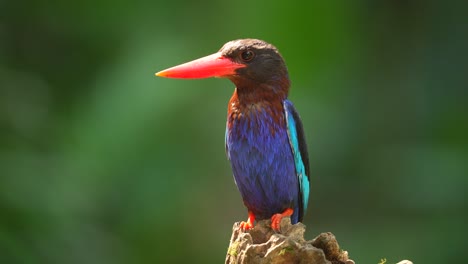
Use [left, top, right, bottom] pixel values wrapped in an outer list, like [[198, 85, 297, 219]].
[[155, 52, 246, 79]]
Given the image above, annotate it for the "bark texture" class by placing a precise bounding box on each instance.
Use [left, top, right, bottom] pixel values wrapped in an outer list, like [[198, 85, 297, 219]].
[[225, 218, 354, 264]]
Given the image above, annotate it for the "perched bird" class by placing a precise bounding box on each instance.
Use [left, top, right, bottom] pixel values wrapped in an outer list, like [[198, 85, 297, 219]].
[[156, 39, 310, 231]]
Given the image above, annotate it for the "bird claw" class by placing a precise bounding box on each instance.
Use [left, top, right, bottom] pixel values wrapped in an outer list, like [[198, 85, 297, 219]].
[[270, 208, 294, 231], [270, 214, 283, 231], [239, 221, 254, 230], [239, 211, 256, 231]]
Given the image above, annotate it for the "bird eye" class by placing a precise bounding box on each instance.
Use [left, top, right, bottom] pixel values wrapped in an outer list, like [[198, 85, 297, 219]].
[[240, 50, 255, 62]]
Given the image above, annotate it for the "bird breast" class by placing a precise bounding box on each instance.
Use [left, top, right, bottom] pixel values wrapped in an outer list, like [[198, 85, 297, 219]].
[[227, 97, 285, 136]]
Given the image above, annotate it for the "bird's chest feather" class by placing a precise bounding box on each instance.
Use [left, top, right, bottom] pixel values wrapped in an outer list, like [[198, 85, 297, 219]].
[[226, 100, 288, 161], [225, 98, 298, 219]]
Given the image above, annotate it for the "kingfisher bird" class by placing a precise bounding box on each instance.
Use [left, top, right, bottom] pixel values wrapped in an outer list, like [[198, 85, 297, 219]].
[[156, 39, 310, 231]]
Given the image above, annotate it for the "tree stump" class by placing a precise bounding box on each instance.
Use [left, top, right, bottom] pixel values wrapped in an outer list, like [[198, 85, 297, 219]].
[[225, 217, 354, 264]]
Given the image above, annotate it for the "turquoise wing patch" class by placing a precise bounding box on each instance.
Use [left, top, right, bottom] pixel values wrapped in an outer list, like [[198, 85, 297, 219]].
[[284, 100, 310, 216]]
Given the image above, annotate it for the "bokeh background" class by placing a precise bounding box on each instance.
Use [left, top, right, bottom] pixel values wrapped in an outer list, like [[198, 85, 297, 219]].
[[1, 0, 467, 263]]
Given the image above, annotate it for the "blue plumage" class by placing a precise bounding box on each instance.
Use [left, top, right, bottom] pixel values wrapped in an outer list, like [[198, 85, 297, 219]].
[[226, 98, 309, 224], [284, 100, 310, 220]]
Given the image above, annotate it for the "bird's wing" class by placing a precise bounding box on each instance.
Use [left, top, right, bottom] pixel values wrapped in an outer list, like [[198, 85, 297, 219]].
[[283, 100, 310, 221], [225, 122, 230, 160]]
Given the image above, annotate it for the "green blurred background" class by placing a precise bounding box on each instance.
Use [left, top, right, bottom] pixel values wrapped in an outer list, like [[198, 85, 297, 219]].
[[1, 0, 467, 263]]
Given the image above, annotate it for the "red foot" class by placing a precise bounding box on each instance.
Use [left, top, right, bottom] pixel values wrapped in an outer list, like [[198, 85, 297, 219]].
[[270, 208, 294, 231], [239, 211, 255, 231]]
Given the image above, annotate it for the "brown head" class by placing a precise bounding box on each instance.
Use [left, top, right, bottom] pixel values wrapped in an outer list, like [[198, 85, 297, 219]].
[[156, 39, 290, 100]]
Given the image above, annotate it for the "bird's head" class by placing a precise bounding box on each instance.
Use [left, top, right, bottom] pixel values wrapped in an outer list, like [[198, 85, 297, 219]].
[[156, 39, 290, 97]]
